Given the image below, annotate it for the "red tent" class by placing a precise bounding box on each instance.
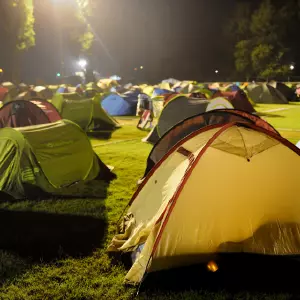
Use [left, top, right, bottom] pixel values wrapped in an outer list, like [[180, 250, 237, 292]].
[[211, 90, 255, 113], [0, 99, 61, 128], [0, 87, 8, 102]]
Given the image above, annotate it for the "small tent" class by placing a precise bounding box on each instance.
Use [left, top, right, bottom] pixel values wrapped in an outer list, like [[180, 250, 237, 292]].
[[143, 95, 211, 144], [52, 94, 120, 137], [58, 92, 83, 100], [15, 90, 39, 101], [152, 88, 172, 97], [33, 86, 53, 100], [211, 90, 255, 113], [0, 99, 61, 128], [268, 81, 297, 102], [57, 86, 70, 94], [1, 82, 19, 104], [143, 109, 280, 177], [224, 84, 241, 92], [101, 94, 135, 116], [18, 83, 28, 93], [101, 91, 139, 116], [0, 120, 115, 199], [0, 87, 8, 102], [246, 83, 288, 104], [108, 122, 300, 285]]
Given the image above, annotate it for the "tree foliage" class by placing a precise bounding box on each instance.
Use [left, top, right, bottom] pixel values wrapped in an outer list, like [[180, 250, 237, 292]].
[[0, 0, 35, 81], [228, 0, 299, 79], [0, 0, 35, 51], [72, 0, 95, 54]]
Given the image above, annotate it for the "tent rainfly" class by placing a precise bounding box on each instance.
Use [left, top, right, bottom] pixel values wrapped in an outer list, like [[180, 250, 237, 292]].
[[0, 120, 115, 199], [0, 99, 61, 128], [52, 94, 120, 137], [108, 122, 300, 285], [143, 109, 279, 177]]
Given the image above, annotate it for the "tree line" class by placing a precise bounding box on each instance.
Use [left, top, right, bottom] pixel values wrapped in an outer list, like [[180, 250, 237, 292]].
[[1, 0, 300, 82], [225, 0, 300, 80]]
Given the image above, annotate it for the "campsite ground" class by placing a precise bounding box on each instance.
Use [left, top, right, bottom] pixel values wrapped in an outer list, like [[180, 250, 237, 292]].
[[0, 104, 300, 299]]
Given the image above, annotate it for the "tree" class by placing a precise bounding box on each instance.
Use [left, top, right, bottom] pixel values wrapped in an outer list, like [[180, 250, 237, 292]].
[[228, 0, 298, 80], [0, 0, 35, 82], [64, 0, 95, 56]]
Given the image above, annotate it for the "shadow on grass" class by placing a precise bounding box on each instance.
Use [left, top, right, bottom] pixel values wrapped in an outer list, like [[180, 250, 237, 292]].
[[87, 131, 113, 140], [256, 112, 285, 118], [0, 208, 107, 261], [140, 254, 300, 296], [0, 179, 111, 203]]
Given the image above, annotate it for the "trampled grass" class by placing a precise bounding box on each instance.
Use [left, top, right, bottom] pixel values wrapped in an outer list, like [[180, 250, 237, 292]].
[[0, 108, 299, 299]]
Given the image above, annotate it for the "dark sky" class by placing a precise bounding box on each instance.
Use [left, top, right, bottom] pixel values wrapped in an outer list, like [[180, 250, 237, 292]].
[[1, 0, 237, 83]]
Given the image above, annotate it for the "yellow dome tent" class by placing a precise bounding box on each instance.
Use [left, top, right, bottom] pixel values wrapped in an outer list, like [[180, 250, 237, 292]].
[[109, 122, 300, 285]]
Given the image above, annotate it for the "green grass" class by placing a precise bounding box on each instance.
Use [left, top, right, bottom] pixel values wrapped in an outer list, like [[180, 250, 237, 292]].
[[0, 109, 299, 299], [255, 103, 300, 144]]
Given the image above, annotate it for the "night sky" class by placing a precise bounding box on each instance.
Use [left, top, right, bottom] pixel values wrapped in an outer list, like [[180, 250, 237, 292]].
[[1, 0, 237, 83]]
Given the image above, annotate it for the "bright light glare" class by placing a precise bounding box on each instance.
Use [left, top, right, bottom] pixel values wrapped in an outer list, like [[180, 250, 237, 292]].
[[140, 66, 144, 69], [290, 65, 295, 70], [215, 70, 219, 74], [78, 59, 87, 69]]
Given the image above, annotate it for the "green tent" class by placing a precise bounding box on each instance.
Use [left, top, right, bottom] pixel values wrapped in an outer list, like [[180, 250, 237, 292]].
[[59, 92, 84, 100], [246, 83, 288, 104], [52, 93, 120, 137], [0, 120, 114, 199]]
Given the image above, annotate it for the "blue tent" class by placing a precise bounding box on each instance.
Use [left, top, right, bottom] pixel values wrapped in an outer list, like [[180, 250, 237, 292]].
[[152, 88, 172, 97], [226, 84, 241, 92], [57, 87, 69, 94], [101, 92, 138, 116]]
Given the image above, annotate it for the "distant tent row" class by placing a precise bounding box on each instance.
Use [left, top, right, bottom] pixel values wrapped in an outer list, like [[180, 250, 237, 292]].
[[0, 91, 120, 138]]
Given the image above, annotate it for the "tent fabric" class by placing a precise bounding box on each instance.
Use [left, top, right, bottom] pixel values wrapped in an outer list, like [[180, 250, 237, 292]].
[[0, 87, 8, 102], [211, 90, 255, 113], [143, 96, 210, 144], [152, 88, 172, 97], [52, 94, 120, 134], [101, 94, 132, 116], [18, 83, 28, 93], [143, 109, 280, 177], [108, 122, 300, 285], [0, 100, 61, 128], [1, 83, 19, 104], [246, 84, 288, 104], [59, 92, 83, 100], [57, 86, 69, 94], [0, 120, 115, 199], [225, 84, 241, 92], [268, 82, 297, 102], [101, 92, 138, 116], [205, 97, 234, 111], [15, 90, 39, 101], [33, 86, 53, 100]]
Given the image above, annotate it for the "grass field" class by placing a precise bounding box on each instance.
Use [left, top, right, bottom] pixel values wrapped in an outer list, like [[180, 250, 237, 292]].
[[0, 104, 300, 299]]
